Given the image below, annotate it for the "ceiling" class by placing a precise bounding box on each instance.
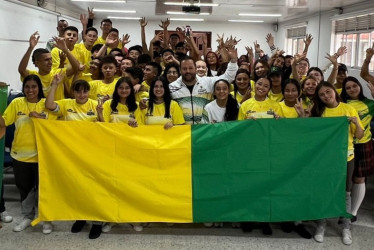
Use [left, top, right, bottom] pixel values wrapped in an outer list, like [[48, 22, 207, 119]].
[[50, 0, 371, 23]]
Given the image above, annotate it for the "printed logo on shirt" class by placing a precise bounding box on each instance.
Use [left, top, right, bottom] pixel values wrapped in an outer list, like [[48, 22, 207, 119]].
[[67, 109, 77, 113], [87, 110, 95, 116], [197, 85, 208, 94], [17, 112, 26, 116], [111, 111, 119, 115], [40, 112, 47, 119]]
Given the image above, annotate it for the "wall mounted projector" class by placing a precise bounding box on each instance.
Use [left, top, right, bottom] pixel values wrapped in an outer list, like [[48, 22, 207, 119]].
[[182, 6, 201, 14]]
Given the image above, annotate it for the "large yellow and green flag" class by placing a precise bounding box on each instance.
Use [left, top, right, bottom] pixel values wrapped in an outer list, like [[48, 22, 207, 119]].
[[32, 117, 348, 225]]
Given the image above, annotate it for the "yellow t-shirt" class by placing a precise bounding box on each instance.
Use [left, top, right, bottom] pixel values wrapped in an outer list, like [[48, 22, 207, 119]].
[[140, 100, 185, 125], [51, 45, 82, 71], [336, 88, 342, 95], [268, 90, 283, 102], [231, 91, 243, 104], [22, 68, 67, 101], [2, 98, 55, 162], [347, 99, 374, 144], [74, 43, 92, 75], [102, 100, 142, 123], [322, 102, 364, 161], [54, 99, 98, 121], [238, 97, 284, 120], [141, 80, 151, 91], [94, 36, 123, 53], [279, 101, 298, 118], [135, 91, 149, 103], [89, 79, 118, 100]]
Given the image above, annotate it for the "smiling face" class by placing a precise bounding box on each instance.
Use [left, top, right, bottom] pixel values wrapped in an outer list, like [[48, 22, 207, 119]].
[[214, 81, 229, 102], [303, 78, 318, 97], [308, 70, 323, 83], [74, 88, 89, 104], [283, 83, 299, 103], [180, 59, 197, 84], [153, 80, 165, 100], [235, 72, 250, 91], [254, 62, 267, 78], [318, 86, 338, 108], [35, 53, 52, 74], [85, 30, 98, 47], [297, 59, 309, 76], [255, 78, 271, 100], [23, 80, 40, 102], [117, 81, 132, 99], [196, 60, 207, 77], [206, 52, 217, 66], [166, 67, 179, 83], [345, 80, 361, 100]]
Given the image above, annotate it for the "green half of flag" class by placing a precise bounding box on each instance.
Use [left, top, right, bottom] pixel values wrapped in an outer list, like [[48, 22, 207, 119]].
[[32, 117, 348, 225]]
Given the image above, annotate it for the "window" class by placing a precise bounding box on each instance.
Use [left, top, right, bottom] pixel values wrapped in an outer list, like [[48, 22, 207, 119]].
[[334, 13, 374, 71], [286, 25, 306, 55]]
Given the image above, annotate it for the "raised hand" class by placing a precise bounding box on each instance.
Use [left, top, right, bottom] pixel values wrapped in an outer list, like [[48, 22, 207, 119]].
[[105, 32, 118, 46], [164, 121, 173, 130], [53, 36, 68, 52], [51, 71, 64, 86], [159, 18, 170, 29], [325, 53, 337, 65], [366, 43, 374, 59], [227, 45, 238, 61], [29, 31, 40, 48], [253, 40, 261, 54], [58, 50, 66, 63], [88, 7, 95, 19], [96, 98, 103, 114], [336, 46, 348, 57], [122, 33, 131, 45], [303, 34, 313, 47], [367, 81, 374, 99], [80, 13, 88, 26], [139, 17, 147, 27], [294, 98, 305, 117], [265, 33, 274, 47]]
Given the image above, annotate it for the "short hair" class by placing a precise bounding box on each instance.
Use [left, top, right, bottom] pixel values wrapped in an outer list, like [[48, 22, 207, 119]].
[[72, 80, 90, 92], [100, 55, 117, 67], [109, 48, 123, 56], [176, 42, 185, 48], [91, 44, 104, 54], [170, 33, 180, 39], [146, 62, 162, 76], [109, 28, 119, 34], [125, 67, 144, 83], [32, 48, 50, 64], [63, 26, 78, 34], [122, 57, 136, 67], [137, 54, 152, 65], [85, 27, 98, 35], [101, 19, 112, 25], [22, 74, 45, 99], [128, 45, 143, 54], [161, 49, 174, 56], [58, 19, 67, 24], [180, 56, 195, 66]]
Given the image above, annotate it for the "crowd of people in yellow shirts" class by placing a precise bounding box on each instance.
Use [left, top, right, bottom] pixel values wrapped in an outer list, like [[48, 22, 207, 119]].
[[1, 9, 374, 244]]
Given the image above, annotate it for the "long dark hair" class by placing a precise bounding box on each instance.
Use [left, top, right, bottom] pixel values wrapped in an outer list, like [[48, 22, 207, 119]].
[[252, 59, 270, 81], [307, 67, 324, 82], [162, 62, 180, 83], [110, 77, 137, 112], [340, 76, 366, 102], [311, 81, 342, 117], [233, 68, 251, 99], [22, 74, 45, 99], [148, 76, 172, 118], [213, 79, 239, 121]]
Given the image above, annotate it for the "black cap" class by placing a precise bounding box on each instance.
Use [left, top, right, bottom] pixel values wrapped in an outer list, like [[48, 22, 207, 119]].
[[338, 63, 348, 73], [268, 66, 283, 77]]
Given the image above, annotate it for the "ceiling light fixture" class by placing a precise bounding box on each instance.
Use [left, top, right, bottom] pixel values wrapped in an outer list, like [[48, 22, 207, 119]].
[[239, 13, 282, 17], [164, 2, 219, 7], [71, 0, 126, 2], [228, 20, 264, 23], [107, 16, 142, 20], [94, 9, 136, 13], [169, 18, 205, 22], [166, 11, 210, 15]]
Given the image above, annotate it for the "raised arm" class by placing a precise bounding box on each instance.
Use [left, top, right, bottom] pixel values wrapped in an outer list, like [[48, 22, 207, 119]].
[[185, 32, 200, 62], [291, 52, 306, 83], [18, 32, 39, 77], [159, 18, 170, 49], [360, 43, 374, 83], [53, 37, 80, 77], [139, 17, 149, 54], [45, 73, 64, 110], [302, 34, 313, 56], [265, 33, 277, 54], [326, 53, 338, 85]]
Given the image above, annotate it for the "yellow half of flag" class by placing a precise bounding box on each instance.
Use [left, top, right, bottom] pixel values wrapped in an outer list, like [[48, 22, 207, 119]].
[[32, 119, 192, 225]]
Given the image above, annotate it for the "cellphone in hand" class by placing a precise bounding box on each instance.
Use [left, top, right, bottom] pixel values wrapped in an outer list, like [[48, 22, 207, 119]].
[[185, 25, 191, 37]]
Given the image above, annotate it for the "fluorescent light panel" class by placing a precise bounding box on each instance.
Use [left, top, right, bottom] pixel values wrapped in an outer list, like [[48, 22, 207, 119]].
[[239, 13, 282, 17], [166, 11, 210, 15], [108, 16, 141, 20], [71, 0, 126, 2], [164, 2, 219, 7], [94, 9, 136, 13], [169, 18, 204, 21], [228, 20, 264, 23]]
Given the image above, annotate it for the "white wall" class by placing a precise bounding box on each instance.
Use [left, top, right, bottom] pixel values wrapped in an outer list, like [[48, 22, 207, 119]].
[[0, 0, 273, 92], [276, 1, 374, 97]]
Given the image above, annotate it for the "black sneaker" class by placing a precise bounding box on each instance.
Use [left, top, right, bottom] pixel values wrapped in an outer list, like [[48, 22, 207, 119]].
[[351, 215, 357, 223], [71, 220, 86, 233], [261, 223, 272, 236], [241, 222, 253, 233], [294, 224, 312, 239], [89, 224, 102, 239], [280, 222, 294, 233]]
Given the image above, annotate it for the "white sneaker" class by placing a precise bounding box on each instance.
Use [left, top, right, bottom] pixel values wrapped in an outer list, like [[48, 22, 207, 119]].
[[132, 223, 143, 232], [0, 211, 13, 223], [203, 222, 213, 227], [342, 228, 352, 245], [314, 226, 325, 243], [42, 222, 53, 234], [13, 218, 32, 232], [102, 223, 115, 233]]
